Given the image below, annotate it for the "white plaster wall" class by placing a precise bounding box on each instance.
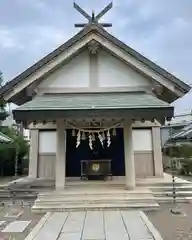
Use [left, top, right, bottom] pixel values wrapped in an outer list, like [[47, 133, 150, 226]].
[[38, 129, 152, 154], [133, 129, 152, 151], [38, 51, 90, 89], [39, 131, 56, 153], [98, 50, 151, 88]]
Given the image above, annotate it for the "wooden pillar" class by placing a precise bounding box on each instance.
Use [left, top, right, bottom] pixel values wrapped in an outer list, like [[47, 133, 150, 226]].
[[28, 129, 39, 178], [123, 121, 136, 189], [152, 127, 163, 177], [55, 120, 66, 190]]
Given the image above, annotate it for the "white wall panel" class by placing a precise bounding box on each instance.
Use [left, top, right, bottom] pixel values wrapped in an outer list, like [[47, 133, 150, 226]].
[[133, 129, 152, 151], [39, 129, 152, 153], [98, 50, 151, 88], [39, 131, 56, 153], [38, 51, 90, 89]]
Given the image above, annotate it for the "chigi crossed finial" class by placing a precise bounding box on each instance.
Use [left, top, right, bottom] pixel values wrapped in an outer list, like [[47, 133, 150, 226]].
[[74, 2, 113, 28]]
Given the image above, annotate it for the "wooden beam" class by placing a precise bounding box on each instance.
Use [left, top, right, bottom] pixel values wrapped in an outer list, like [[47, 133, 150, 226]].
[[95, 2, 113, 21]]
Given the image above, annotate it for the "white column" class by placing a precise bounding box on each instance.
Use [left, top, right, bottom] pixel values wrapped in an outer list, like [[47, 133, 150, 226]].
[[28, 129, 39, 178], [123, 121, 136, 189], [55, 120, 66, 190]]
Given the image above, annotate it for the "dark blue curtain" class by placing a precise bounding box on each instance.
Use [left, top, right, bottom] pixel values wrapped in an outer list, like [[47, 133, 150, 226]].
[[66, 128, 125, 177]]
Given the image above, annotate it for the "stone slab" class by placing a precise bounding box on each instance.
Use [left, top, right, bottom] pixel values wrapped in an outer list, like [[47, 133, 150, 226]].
[[25, 212, 52, 240], [104, 211, 129, 240], [138, 211, 163, 240], [62, 212, 85, 236], [58, 232, 82, 240], [121, 211, 153, 239], [82, 211, 105, 240], [23, 210, 164, 240], [2, 221, 31, 233], [34, 212, 68, 240]]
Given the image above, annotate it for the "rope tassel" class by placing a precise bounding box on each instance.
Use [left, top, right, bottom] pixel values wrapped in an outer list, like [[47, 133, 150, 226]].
[[76, 131, 81, 148], [98, 133, 104, 147], [89, 134, 93, 150], [67, 120, 122, 150], [107, 130, 111, 147]]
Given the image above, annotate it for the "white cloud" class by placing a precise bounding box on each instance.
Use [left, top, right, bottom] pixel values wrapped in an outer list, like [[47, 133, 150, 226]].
[[0, 24, 68, 53], [17, 0, 47, 11], [0, 27, 23, 49], [32, 26, 68, 47]]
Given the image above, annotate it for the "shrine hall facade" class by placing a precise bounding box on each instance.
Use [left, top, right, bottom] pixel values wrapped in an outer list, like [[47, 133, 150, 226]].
[[0, 24, 190, 190]]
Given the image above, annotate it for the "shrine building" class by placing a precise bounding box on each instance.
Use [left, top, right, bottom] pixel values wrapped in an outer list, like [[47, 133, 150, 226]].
[[0, 3, 190, 191]]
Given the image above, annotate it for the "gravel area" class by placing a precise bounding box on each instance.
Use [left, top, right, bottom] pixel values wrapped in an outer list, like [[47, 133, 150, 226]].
[[146, 203, 192, 240], [178, 175, 192, 182], [0, 200, 44, 240]]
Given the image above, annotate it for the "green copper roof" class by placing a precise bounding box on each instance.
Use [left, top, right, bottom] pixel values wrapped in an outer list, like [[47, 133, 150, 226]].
[[15, 92, 171, 111], [13, 93, 174, 124], [0, 132, 12, 143], [16, 93, 169, 111]]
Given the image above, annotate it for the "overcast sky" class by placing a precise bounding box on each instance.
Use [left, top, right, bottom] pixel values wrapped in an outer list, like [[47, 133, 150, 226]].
[[0, 0, 192, 114]]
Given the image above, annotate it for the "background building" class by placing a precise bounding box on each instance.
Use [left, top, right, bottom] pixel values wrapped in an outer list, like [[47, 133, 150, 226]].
[[161, 110, 192, 147]]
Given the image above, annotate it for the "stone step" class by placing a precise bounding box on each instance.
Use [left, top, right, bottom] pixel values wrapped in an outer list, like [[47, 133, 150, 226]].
[[34, 201, 158, 208], [32, 202, 160, 213], [150, 185, 192, 192], [33, 187, 158, 212], [36, 192, 155, 200], [66, 183, 126, 188], [36, 195, 155, 202], [153, 191, 192, 197], [0, 193, 11, 196], [37, 193, 152, 201], [0, 196, 37, 201], [38, 188, 151, 197], [139, 181, 192, 187], [35, 198, 157, 206], [0, 189, 38, 200], [155, 196, 192, 203]]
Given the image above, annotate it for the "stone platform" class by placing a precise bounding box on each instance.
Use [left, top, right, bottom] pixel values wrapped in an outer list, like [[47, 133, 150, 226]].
[[32, 185, 159, 213], [5, 173, 192, 212]]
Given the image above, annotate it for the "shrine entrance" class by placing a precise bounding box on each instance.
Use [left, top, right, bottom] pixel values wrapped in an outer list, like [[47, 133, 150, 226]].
[[66, 128, 125, 177]]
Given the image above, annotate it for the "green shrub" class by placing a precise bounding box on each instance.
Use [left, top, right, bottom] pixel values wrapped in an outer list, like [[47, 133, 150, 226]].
[[179, 159, 192, 175], [0, 126, 29, 176], [0, 142, 15, 176]]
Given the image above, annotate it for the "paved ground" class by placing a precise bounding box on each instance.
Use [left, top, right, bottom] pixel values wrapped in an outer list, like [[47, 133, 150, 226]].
[[22, 210, 161, 240], [146, 203, 192, 240], [0, 201, 44, 240], [0, 200, 163, 240], [1, 199, 192, 240], [1, 202, 192, 240]]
